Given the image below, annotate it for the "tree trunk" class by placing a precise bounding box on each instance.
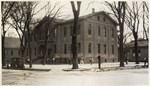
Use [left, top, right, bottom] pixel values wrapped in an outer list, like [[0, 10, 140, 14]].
[[134, 33, 139, 64], [27, 27, 32, 68], [2, 23, 6, 66], [27, 3, 32, 68], [2, 35, 5, 66], [71, 1, 81, 69], [43, 38, 48, 65], [72, 16, 78, 69], [119, 24, 124, 67]]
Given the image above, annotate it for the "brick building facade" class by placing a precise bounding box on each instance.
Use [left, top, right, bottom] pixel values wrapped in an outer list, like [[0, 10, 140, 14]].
[[29, 10, 118, 64]]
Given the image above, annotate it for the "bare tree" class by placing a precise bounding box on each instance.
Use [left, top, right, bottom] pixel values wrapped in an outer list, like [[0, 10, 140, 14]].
[[105, 1, 126, 67], [70, 1, 81, 69], [10, 2, 41, 68], [1, 2, 15, 66], [123, 32, 132, 45], [9, 2, 27, 62], [33, 2, 65, 65], [125, 2, 141, 64]]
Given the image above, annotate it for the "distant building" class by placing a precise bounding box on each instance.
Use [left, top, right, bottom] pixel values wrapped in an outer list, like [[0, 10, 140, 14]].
[[5, 37, 20, 63], [124, 39, 148, 62], [29, 10, 118, 64]]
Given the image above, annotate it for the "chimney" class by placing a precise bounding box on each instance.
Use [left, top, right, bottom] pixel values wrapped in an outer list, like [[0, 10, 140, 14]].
[[92, 8, 95, 13]]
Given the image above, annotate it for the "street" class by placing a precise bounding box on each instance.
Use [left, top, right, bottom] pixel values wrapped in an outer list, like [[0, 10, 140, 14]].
[[2, 62, 148, 86]]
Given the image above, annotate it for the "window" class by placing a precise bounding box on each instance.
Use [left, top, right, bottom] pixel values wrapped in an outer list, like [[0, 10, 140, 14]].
[[48, 49, 51, 56], [5, 50, 8, 55], [68, 44, 71, 53], [98, 26, 100, 36], [30, 48, 32, 55], [11, 50, 13, 55], [112, 28, 114, 37], [78, 24, 81, 35], [54, 45, 56, 54], [132, 50, 135, 58], [88, 43, 91, 53], [78, 43, 81, 53], [98, 44, 100, 54], [104, 44, 106, 54], [64, 44, 67, 54], [70, 26, 72, 36], [54, 29, 57, 38], [64, 26, 67, 37], [112, 45, 114, 54], [35, 48, 36, 55], [104, 27, 106, 36], [97, 16, 100, 20], [103, 17, 105, 22], [38, 30, 42, 40], [138, 50, 141, 57], [88, 24, 91, 35], [18, 50, 20, 55]]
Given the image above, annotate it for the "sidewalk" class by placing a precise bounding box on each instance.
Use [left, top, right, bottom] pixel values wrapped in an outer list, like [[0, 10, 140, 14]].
[[23, 62, 147, 72]]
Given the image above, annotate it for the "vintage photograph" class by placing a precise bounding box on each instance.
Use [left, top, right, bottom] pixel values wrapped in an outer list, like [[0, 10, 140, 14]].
[[1, 0, 149, 86]]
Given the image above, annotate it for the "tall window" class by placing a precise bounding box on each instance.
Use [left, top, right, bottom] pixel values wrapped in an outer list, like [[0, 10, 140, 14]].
[[103, 17, 105, 22], [112, 28, 114, 37], [88, 43, 91, 53], [34, 33, 37, 41], [98, 26, 100, 36], [68, 44, 71, 53], [97, 16, 100, 20], [54, 44, 56, 54], [138, 50, 141, 57], [48, 49, 51, 56], [78, 24, 81, 35], [104, 44, 106, 54], [88, 24, 91, 35], [54, 29, 57, 38], [133, 50, 135, 58], [70, 26, 72, 36], [104, 27, 106, 36], [35, 47, 36, 55], [64, 26, 67, 37], [18, 50, 20, 55], [39, 30, 41, 40], [98, 44, 100, 54], [112, 45, 114, 54], [64, 44, 67, 54], [78, 43, 81, 53], [11, 50, 13, 55], [5, 50, 8, 55]]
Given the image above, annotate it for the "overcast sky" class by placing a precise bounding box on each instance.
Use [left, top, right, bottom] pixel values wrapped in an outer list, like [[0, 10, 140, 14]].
[[5, 0, 148, 42], [33, 0, 108, 19]]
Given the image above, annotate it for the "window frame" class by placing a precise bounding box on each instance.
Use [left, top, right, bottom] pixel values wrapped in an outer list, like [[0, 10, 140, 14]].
[[98, 26, 100, 36], [98, 43, 100, 54], [88, 43, 91, 53], [88, 24, 92, 35]]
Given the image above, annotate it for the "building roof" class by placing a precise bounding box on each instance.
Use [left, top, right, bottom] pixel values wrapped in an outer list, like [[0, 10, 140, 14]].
[[61, 11, 118, 25], [5, 37, 20, 48], [125, 39, 148, 48]]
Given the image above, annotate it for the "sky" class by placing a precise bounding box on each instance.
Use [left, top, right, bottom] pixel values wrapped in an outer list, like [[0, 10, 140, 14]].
[[4, 0, 149, 42], [33, 0, 107, 19]]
